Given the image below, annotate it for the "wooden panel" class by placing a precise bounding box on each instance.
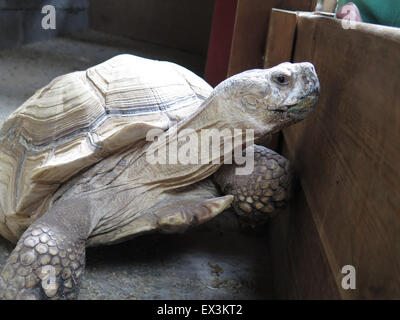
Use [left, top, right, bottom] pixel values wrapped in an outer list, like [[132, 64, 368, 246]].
[[283, 14, 400, 299], [264, 9, 298, 68], [261, 9, 297, 151], [227, 0, 316, 77], [322, 0, 337, 12], [205, 0, 238, 87], [269, 142, 341, 299]]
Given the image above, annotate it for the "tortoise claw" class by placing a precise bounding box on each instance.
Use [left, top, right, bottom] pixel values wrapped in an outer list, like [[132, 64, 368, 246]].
[[156, 195, 234, 233], [0, 221, 86, 300]]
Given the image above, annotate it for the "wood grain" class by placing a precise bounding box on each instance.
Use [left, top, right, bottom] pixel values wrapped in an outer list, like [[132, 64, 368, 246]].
[[262, 9, 298, 151], [321, 0, 337, 12], [227, 0, 316, 77], [268, 144, 341, 299], [283, 14, 400, 299], [264, 9, 298, 68]]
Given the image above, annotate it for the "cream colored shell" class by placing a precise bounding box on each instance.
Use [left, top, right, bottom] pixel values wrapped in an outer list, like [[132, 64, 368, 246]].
[[0, 54, 212, 242]]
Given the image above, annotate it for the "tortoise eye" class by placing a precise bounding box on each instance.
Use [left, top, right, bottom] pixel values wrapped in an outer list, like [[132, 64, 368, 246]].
[[273, 74, 290, 85]]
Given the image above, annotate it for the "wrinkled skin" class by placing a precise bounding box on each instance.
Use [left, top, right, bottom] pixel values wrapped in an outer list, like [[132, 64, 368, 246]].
[[0, 62, 320, 299], [210, 62, 320, 137]]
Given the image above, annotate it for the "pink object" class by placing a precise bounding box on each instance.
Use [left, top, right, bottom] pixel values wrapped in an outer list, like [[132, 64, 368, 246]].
[[336, 2, 363, 22]]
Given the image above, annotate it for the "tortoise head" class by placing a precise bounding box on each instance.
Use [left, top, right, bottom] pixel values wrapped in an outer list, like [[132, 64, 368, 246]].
[[213, 62, 320, 137]]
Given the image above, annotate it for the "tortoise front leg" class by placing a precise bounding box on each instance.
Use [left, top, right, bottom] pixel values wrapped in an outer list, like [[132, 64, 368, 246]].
[[213, 144, 293, 227], [0, 200, 90, 300]]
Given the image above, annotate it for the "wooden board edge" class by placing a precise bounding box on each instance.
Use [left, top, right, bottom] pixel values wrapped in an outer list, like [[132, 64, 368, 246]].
[[264, 9, 298, 68]]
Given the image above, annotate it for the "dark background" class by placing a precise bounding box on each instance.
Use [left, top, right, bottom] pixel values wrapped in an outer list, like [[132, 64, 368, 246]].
[[0, 0, 214, 56]]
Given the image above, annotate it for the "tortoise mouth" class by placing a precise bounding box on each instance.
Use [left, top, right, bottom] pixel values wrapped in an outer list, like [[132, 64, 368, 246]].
[[267, 94, 319, 123], [270, 109, 286, 115], [286, 93, 319, 120], [267, 87, 319, 115], [289, 92, 319, 110]]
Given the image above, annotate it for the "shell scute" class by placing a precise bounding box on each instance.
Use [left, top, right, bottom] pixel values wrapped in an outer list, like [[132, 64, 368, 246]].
[[0, 54, 212, 242]]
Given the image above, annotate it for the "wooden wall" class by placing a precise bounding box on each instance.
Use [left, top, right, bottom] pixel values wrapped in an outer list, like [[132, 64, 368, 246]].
[[227, 0, 317, 77], [266, 10, 400, 299], [205, 0, 316, 86]]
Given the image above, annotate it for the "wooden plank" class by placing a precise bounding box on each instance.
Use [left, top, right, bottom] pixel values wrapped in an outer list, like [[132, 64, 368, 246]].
[[205, 0, 238, 87], [227, 0, 316, 77], [265, 10, 341, 298], [264, 9, 298, 68], [284, 13, 400, 299], [268, 168, 341, 299], [261, 9, 298, 151], [322, 0, 337, 12]]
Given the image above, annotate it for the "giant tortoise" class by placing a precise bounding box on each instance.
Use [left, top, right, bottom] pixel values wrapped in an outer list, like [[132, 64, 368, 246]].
[[0, 54, 320, 299]]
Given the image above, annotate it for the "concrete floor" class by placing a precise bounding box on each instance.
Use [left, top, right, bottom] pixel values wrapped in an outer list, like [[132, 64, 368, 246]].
[[0, 31, 273, 300]]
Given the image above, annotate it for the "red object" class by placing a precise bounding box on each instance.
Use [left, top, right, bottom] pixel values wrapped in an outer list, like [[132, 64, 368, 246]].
[[204, 0, 238, 87]]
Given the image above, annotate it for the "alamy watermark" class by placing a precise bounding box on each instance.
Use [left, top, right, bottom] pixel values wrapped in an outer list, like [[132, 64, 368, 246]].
[[40, 265, 56, 291], [341, 265, 356, 290], [341, 14, 357, 30], [0, 120, 255, 174], [41, 5, 56, 30], [145, 128, 255, 175]]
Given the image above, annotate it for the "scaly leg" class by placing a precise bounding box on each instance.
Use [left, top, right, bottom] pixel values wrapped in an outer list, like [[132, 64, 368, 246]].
[[213, 144, 292, 227], [0, 200, 90, 300]]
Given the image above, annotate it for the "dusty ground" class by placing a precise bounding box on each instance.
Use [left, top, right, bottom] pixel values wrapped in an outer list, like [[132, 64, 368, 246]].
[[0, 31, 273, 299]]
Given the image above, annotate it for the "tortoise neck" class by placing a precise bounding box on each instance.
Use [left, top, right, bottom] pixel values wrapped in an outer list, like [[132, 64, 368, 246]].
[[177, 95, 228, 133], [135, 94, 255, 190]]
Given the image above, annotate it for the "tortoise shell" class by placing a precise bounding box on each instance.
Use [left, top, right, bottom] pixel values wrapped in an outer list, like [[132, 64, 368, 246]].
[[0, 54, 212, 242]]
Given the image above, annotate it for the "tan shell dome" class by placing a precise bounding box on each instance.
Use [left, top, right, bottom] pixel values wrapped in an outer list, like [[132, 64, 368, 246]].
[[0, 54, 212, 242]]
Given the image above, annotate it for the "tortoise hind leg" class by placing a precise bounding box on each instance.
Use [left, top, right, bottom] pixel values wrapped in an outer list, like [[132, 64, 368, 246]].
[[213, 144, 293, 227], [0, 200, 91, 300]]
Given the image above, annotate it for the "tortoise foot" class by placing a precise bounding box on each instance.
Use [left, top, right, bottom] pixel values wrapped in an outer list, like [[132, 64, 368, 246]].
[[214, 144, 293, 227], [0, 221, 86, 300]]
